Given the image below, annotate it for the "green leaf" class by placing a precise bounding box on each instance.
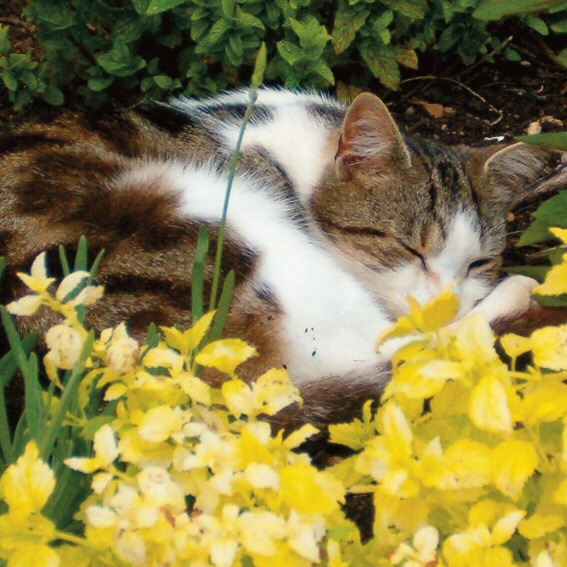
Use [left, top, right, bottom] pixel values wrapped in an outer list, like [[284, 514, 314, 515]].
[[0, 26, 11, 56], [393, 46, 418, 69], [517, 218, 554, 246], [153, 74, 173, 89], [277, 40, 303, 65], [209, 271, 235, 341], [192, 226, 209, 322], [505, 265, 550, 281], [2, 70, 17, 91], [361, 45, 400, 89], [202, 19, 232, 47], [251, 42, 267, 88], [532, 191, 567, 228], [526, 15, 549, 35], [389, 0, 426, 19], [558, 47, 567, 68], [515, 132, 567, 150], [131, 0, 152, 15], [147, 0, 188, 15], [551, 18, 567, 33], [87, 76, 114, 92], [474, 0, 566, 20], [222, 0, 236, 19], [29, 3, 75, 30], [332, 2, 370, 54], [314, 61, 335, 85]]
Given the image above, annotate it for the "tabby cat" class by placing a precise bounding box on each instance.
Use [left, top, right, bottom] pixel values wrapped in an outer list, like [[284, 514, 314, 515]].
[[0, 88, 549, 423]]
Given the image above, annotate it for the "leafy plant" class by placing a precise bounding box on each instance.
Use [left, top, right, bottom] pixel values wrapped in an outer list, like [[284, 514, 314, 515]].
[[510, 131, 567, 308], [1, 0, 566, 109]]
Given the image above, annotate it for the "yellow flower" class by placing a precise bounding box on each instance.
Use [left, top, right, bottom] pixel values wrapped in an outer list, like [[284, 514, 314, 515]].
[[45, 323, 85, 371], [389, 525, 439, 566], [0, 442, 55, 520], [161, 310, 216, 357], [491, 440, 538, 500], [65, 424, 119, 474], [378, 289, 460, 345], [443, 501, 525, 567], [531, 325, 567, 371], [534, 228, 567, 296], [195, 339, 258, 378], [16, 252, 56, 294], [105, 323, 139, 375], [469, 375, 513, 433]]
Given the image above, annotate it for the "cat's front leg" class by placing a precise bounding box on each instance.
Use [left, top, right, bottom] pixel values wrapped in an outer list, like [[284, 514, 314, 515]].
[[468, 275, 538, 326]]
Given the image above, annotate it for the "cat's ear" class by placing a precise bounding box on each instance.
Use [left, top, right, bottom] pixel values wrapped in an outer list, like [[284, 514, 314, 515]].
[[335, 93, 411, 180], [482, 142, 548, 205]]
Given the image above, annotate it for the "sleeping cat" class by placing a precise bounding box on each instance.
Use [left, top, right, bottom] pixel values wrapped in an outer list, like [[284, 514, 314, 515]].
[[0, 88, 548, 422]]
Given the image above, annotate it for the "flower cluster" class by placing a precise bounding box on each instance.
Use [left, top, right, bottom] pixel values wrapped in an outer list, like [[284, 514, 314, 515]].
[[0, 252, 359, 566], [2, 235, 567, 566], [329, 233, 567, 566]]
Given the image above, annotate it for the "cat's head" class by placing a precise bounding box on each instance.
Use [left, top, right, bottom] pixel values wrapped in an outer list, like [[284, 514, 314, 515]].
[[313, 93, 548, 319]]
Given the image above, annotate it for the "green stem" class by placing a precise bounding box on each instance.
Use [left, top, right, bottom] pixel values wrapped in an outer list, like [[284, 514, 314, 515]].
[[209, 87, 258, 311]]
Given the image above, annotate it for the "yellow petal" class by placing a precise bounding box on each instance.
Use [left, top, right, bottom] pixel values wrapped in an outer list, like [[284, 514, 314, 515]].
[[499, 333, 532, 359], [531, 325, 567, 371], [534, 263, 567, 296], [195, 339, 257, 378], [55, 271, 89, 302], [6, 294, 44, 316], [469, 375, 513, 433], [492, 440, 538, 500], [492, 510, 525, 545]]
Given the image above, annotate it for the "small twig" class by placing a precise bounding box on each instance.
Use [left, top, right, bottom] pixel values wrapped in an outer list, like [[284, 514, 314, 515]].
[[400, 75, 504, 126], [0, 17, 33, 31], [525, 244, 567, 264], [452, 35, 514, 79], [534, 35, 567, 70]]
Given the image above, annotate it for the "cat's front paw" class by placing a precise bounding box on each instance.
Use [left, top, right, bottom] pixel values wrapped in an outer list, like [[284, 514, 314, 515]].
[[470, 275, 538, 325]]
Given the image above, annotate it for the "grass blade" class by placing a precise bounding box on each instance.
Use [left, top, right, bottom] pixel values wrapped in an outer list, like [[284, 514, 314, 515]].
[[58, 245, 71, 277], [192, 226, 209, 322], [209, 270, 235, 341], [0, 307, 43, 440], [74, 235, 88, 271], [40, 331, 95, 460]]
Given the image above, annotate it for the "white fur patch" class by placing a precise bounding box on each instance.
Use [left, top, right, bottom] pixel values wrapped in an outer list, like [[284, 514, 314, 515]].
[[171, 87, 343, 204], [126, 161, 392, 381]]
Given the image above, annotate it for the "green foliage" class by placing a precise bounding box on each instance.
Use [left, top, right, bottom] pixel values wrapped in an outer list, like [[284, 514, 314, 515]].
[[1, 0, 566, 108], [513, 131, 567, 307], [0, 26, 64, 110]]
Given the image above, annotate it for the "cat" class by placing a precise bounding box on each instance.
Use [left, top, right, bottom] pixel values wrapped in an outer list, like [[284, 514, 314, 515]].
[[0, 87, 550, 424]]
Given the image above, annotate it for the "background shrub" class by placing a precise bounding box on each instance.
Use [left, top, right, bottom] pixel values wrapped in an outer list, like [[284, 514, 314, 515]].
[[1, 0, 567, 109]]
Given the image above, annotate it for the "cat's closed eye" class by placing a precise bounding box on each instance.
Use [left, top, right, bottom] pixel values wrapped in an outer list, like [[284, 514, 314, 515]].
[[466, 258, 493, 277]]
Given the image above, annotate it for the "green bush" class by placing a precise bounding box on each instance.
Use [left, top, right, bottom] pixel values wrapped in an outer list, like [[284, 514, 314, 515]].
[[1, 0, 567, 109]]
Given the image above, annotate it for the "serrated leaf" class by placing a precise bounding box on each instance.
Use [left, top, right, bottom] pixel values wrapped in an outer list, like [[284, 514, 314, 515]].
[[389, 0, 426, 19], [147, 0, 188, 15], [277, 40, 303, 65], [314, 61, 335, 85], [361, 45, 400, 89], [202, 19, 232, 47], [30, 3, 75, 30], [393, 46, 418, 69], [332, 2, 369, 54]]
